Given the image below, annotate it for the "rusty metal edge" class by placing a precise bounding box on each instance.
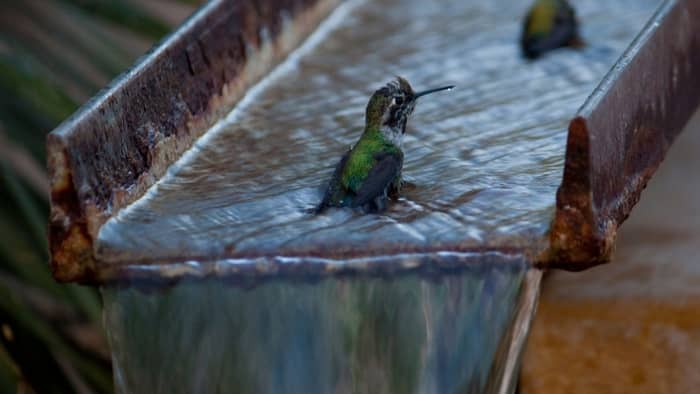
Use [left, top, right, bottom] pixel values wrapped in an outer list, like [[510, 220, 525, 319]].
[[541, 0, 700, 270], [46, 0, 340, 282]]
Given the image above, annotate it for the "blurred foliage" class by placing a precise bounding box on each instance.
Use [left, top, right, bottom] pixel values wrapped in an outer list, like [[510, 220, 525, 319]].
[[0, 0, 201, 392]]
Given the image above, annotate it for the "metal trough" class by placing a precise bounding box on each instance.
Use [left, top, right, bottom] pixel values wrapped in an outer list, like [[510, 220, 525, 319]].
[[45, 0, 700, 392], [47, 0, 700, 282]]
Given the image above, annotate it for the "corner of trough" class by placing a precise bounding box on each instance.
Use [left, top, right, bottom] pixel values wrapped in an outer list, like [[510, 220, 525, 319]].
[[536, 116, 615, 271], [46, 132, 98, 283]]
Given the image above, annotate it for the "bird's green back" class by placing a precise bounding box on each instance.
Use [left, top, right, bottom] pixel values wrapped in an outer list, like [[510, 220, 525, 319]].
[[341, 128, 401, 192]]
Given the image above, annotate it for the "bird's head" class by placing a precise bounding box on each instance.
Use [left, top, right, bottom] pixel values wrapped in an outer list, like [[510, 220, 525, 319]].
[[522, 0, 579, 59], [365, 77, 453, 144]]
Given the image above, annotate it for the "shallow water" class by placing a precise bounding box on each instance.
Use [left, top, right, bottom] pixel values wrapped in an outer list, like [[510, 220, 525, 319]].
[[97, 0, 659, 264], [99, 0, 659, 392]]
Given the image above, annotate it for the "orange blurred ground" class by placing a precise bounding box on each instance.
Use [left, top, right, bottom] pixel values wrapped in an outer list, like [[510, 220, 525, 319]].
[[521, 110, 700, 393]]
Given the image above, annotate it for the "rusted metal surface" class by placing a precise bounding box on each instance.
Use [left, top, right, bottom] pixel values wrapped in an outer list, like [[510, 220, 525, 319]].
[[542, 0, 700, 270], [46, 0, 338, 282]]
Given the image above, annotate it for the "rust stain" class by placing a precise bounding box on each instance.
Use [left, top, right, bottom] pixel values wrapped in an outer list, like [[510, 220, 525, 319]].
[[51, 226, 96, 283], [543, 117, 606, 271]]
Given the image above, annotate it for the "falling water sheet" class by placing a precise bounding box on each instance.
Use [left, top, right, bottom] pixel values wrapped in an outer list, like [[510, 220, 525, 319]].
[[103, 259, 541, 394]]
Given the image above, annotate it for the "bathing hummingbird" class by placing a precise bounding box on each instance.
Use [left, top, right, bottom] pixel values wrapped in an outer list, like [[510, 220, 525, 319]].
[[315, 77, 453, 213], [521, 0, 583, 59]]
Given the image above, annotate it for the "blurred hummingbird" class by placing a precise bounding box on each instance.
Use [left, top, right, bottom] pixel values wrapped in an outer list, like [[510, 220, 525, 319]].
[[521, 0, 583, 59], [315, 77, 453, 213]]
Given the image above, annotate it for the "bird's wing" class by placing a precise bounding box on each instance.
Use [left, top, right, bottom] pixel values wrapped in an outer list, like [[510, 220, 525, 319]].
[[315, 149, 351, 212], [351, 151, 402, 208]]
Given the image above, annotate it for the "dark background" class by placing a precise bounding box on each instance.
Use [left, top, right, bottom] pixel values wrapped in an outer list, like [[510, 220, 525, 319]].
[[0, 1, 201, 392]]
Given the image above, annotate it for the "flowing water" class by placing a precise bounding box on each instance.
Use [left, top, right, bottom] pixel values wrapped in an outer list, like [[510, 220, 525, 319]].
[[98, 0, 660, 392], [103, 262, 540, 394]]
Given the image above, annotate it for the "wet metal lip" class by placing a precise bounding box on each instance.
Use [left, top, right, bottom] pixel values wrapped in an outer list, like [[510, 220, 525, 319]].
[[46, 0, 700, 283]]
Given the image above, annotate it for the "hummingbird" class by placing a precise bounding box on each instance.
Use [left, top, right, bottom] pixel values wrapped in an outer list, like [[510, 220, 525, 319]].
[[521, 0, 583, 59], [315, 77, 453, 213]]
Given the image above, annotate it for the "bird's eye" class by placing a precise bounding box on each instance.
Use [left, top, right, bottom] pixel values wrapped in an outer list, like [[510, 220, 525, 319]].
[[395, 96, 404, 105]]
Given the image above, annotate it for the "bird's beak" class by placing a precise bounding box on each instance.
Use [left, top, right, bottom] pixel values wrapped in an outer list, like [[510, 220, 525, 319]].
[[414, 85, 455, 98]]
